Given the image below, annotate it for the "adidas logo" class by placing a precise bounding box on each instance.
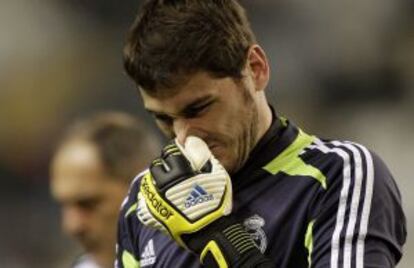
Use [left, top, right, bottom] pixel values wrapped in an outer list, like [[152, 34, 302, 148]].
[[184, 184, 214, 208], [141, 239, 156, 267]]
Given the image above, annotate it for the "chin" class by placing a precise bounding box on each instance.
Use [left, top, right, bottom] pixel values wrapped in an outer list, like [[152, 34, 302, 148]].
[[81, 241, 100, 253]]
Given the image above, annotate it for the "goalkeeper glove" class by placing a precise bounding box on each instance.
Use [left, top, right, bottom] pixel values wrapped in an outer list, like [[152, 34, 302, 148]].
[[137, 136, 272, 268]]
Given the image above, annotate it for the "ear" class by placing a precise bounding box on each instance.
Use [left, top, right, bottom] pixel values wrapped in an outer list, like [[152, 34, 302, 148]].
[[245, 44, 270, 92]]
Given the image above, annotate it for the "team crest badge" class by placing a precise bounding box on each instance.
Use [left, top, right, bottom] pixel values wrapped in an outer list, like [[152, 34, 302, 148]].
[[243, 215, 267, 253]]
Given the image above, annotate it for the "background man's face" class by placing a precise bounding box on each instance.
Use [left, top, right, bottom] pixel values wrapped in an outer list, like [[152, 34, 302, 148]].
[[141, 71, 260, 174], [50, 141, 128, 264]]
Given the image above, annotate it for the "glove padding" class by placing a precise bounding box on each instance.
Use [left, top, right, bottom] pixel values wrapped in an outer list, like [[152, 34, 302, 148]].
[[137, 136, 233, 248]]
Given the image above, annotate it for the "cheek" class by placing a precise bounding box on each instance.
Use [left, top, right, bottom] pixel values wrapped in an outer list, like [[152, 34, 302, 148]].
[[99, 189, 128, 219], [61, 208, 74, 231], [92, 204, 118, 238], [217, 112, 247, 145], [197, 111, 243, 154], [99, 200, 119, 219]]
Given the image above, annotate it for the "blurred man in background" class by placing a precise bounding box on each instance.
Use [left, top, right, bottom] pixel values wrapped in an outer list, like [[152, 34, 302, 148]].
[[50, 112, 160, 268]]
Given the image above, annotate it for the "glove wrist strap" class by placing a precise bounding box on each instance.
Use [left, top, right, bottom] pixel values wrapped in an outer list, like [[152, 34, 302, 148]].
[[186, 217, 273, 268]]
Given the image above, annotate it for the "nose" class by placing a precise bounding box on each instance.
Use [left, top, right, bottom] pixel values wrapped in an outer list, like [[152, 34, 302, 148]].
[[62, 206, 88, 238], [173, 118, 190, 145]]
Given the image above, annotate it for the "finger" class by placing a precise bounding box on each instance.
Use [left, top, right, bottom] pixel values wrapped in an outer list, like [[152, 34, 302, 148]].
[[159, 152, 195, 192], [161, 142, 181, 158], [150, 143, 195, 193]]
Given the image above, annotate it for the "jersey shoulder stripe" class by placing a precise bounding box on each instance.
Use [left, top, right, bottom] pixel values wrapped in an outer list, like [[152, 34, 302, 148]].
[[310, 138, 374, 268]]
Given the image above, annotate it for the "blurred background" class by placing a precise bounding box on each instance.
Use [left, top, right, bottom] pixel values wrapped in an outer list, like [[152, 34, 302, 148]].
[[0, 0, 412, 267]]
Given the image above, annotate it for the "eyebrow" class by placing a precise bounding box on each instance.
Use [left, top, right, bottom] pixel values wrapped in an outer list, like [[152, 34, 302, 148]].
[[145, 95, 215, 117]]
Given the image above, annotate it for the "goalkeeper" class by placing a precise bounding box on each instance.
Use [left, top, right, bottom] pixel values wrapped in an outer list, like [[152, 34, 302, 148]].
[[116, 0, 406, 267]]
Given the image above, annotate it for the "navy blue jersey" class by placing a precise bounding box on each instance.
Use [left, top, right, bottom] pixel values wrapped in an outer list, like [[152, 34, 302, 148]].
[[116, 118, 406, 268]]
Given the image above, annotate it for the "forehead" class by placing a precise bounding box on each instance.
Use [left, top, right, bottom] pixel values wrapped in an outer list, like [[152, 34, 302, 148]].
[[51, 141, 110, 201], [140, 72, 236, 113]]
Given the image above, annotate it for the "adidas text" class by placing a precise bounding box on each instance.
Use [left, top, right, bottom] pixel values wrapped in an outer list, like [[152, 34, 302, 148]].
[[185, 194, 214, 208]]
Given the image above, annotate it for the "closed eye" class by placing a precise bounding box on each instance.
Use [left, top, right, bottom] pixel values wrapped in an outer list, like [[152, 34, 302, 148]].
[[145, 95, 216, 123], [153, 113, 173, 125], [183, 99, 214, 118]]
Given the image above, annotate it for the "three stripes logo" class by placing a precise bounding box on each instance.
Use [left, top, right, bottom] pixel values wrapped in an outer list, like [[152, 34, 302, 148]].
[[140, 239, 156, 267], [184, 184, 214, 208]]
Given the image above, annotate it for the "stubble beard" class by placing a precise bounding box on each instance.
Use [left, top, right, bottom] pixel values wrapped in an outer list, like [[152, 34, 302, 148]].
[[231, 89, 259, 175]]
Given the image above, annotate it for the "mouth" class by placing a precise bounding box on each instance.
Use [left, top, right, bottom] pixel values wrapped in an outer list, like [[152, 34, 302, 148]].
[[78, 236, 98, 251]]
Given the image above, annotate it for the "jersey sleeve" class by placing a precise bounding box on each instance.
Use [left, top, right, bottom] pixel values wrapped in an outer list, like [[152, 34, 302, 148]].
[[115, 172, 146, 268], [308, 142, 406, 268]]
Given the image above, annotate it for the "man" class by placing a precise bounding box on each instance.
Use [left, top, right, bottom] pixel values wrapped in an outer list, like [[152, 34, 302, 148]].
[[116, 1, 406, 267], [50, 112, 160, 268]]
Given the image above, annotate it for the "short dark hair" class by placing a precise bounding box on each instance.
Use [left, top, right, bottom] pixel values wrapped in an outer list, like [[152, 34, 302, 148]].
[[123, 0, 256, 94], [56, 112, 160, 182]]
